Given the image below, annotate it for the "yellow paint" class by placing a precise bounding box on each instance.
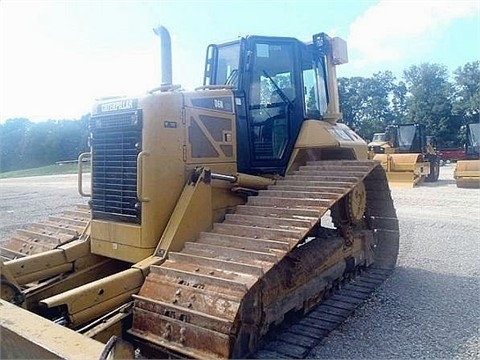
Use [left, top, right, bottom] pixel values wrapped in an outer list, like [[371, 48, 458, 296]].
[[374, 153, 430, 187], [0, 299, 105, 359], [287, 120, 368, 173], [454, 160, 480, 188], [90, 90, 240, 263]]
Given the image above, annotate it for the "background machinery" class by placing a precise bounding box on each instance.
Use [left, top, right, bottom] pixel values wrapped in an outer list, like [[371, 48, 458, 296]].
[[454, 122, 480, 188], [367, 132, 386, 158], [0, 27, 399, 359], [369, 123, 440, 187]]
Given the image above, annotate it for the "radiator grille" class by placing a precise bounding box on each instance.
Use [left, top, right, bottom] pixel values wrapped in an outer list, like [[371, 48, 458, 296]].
[[91, 111, 140, 130], [90, 110, 142, 223]]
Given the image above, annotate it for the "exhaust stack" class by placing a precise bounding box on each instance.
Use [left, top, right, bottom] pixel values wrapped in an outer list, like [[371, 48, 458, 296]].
[[153, 25, 172, 86]]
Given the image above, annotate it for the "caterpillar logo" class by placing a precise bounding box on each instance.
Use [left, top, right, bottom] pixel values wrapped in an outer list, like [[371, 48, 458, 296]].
[[98, 98, 138, 113]]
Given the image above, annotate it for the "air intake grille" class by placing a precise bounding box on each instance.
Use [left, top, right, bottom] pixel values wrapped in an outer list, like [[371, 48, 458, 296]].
[[90, 110, 142, 223], [91, 111, 140, 130]]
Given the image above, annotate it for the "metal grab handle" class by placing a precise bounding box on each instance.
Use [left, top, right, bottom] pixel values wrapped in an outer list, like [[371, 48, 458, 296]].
[[77, 152, 91, 197], [136, 151, 150, 202], [148, 84, 181, 93], [194, 84, 233, 91]]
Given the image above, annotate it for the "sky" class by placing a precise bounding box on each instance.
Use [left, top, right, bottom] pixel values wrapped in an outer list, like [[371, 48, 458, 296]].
[[0, 0, 479, 123]]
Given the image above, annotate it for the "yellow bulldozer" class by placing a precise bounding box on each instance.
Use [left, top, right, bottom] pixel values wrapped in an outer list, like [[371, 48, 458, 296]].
[[0, 26, 399, 359], [454, 122, 480, 188], [368, 123, 440, 187]]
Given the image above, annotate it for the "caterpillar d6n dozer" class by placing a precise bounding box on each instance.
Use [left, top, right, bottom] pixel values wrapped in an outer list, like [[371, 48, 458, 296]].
[[454, 122, 480, 188], [370, 123, 440, 187], [0, 26, 399, 359]]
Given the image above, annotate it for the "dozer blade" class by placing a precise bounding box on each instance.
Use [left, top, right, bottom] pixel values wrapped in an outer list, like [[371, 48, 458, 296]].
[[454, 160, 480, 188], [0, 298, 106, 359], [374, 153, 429, 188], [129, 160, 399, 359], [0, 204, 90, 261]]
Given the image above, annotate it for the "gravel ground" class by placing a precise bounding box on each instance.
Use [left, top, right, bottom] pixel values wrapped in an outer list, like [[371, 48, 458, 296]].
[[0, 174, 90, 240], [0, 164, 479, 359], [308, 164, 480, 359]]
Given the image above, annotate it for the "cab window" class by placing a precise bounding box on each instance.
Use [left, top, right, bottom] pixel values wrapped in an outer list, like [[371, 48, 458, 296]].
[[249, 42, 295, 161]]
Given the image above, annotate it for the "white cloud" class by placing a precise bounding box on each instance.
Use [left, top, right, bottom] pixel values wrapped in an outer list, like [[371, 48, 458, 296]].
[[0, 2, 201, 122], [0, 1, 164, 122], [347, 0, 479, 69], [0, 43, 160, 121]]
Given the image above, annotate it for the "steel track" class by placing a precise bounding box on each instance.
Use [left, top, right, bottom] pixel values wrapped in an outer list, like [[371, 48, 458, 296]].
[[0, 204, 90, 260], [253, 267, 392, 358], [0, 161, 398, 359], [130, 160, 399, 359]]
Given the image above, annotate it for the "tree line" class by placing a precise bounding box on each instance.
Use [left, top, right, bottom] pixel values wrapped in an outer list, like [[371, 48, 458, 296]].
[[1, 61, 478, 173], [0, 115, 90, 172], [338, 61, 480, 147]]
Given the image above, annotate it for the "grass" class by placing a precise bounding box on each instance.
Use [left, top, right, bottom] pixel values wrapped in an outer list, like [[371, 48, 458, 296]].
[[0, 163, 90, 179]]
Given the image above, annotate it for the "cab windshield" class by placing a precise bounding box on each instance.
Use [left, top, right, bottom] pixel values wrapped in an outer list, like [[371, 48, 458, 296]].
[[372, 133, 386, 142], [468, 123, 480, 147]]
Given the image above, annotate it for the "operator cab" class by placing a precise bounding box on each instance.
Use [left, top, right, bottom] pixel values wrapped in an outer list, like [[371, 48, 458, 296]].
[[203, 34, 333, 175], [371, 133, 386, 142], [385, 124, 427, 153], [466, 122, 480, 159]]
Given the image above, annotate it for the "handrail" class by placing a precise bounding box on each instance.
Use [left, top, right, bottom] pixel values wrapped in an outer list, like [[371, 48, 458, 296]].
[[136, 151, 150, 202], [194, 84, 234, 91], [148, 84, 182, 93], [77, 152, 91, 197]]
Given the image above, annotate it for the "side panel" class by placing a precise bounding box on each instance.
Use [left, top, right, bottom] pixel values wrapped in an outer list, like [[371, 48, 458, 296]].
[[184, 91, 236, 166], [90, 93, 186, 263], [183, 90, 244, 221]]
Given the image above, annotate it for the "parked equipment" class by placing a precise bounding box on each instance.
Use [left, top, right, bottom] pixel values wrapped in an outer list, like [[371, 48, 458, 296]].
[[454, 122, 480, 188], [367, 132, 387, 159], [0, 27, 399, 359], [370, 123, 440, 187]]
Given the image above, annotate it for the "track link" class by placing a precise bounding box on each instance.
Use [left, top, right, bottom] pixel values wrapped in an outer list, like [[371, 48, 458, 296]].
[[253, 268, 392, 359], [0, 204, 90, 261], [129, 160, 399, 359]]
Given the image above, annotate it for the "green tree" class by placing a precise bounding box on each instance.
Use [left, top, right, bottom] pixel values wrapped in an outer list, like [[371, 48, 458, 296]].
[[453, 61, 480, 118], [0, 116, 89, 173], [0, 118, 32, 172], [403, 63, 458, 147], [339, 71, 403, 140], [452, 61, 480, 144], [338, 76, 365, 132]]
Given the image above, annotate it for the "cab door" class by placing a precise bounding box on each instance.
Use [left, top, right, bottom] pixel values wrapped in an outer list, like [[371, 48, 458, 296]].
[[243, 38, 303, 175]]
